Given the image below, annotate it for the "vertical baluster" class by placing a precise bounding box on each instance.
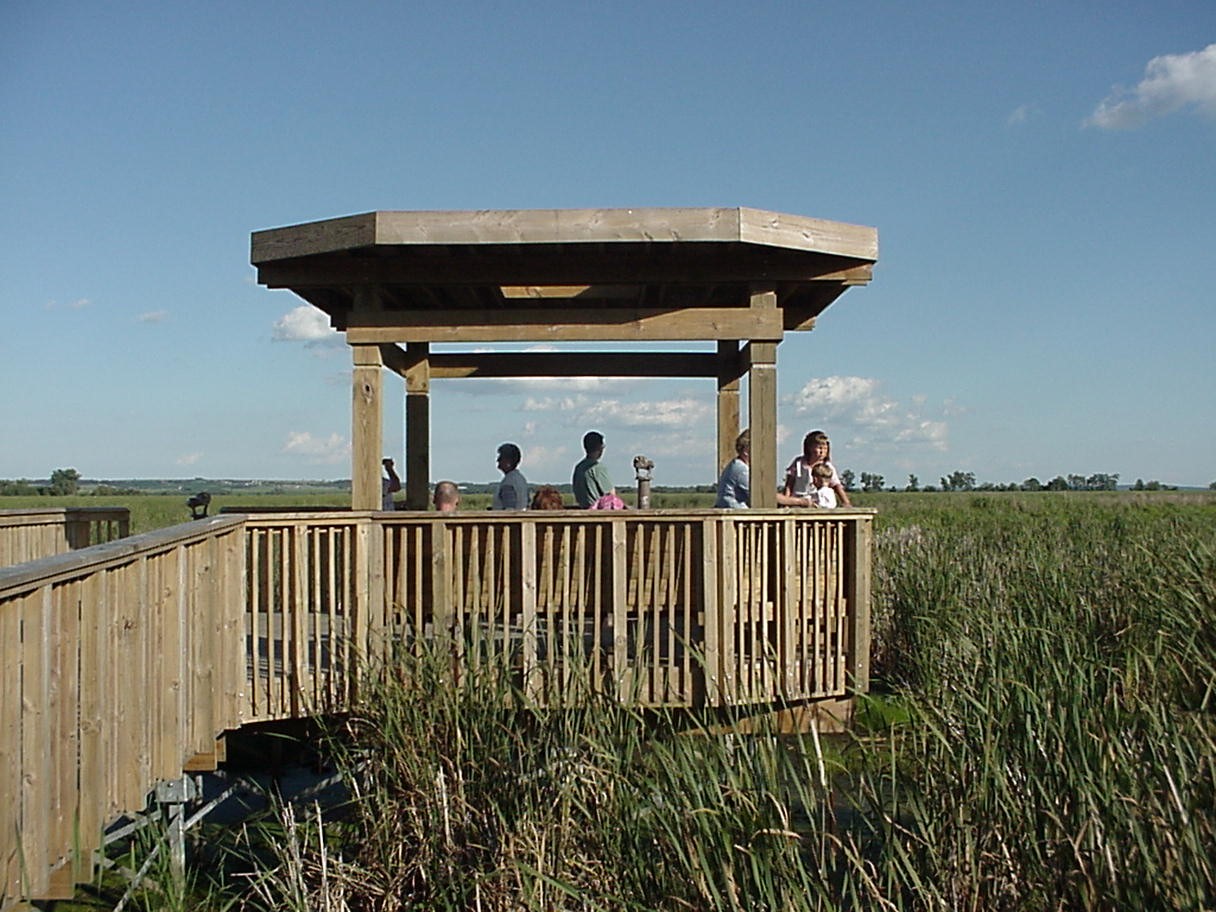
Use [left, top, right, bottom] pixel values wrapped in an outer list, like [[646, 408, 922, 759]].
[[575, 525, 590, 690], [566, 523, 579, 698], [680, 523, 692, 704]]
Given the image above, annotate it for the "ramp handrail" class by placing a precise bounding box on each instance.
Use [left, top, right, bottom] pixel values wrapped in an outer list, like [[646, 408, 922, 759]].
[[1, 515, 245, 904], [0, 507, 130, 567]]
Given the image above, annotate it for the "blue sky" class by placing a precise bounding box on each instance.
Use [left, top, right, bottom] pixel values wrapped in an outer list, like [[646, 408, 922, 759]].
[[2, 1, 1213, 489]]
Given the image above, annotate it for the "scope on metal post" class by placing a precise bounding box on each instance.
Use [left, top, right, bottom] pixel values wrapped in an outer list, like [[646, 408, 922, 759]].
[[633, 455, 654, 509]]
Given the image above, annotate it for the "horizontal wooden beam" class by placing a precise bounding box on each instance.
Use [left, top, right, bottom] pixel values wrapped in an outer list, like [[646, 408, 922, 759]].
[[424, 351, 724, 378], [344, 307, 784, 343]]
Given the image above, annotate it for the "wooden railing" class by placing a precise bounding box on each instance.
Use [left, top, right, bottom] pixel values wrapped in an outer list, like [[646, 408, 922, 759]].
[[0, 507, 130, 567], [2, 508, 871, 907], [1, 516, 245, 904], [240, 510, 872, 721]]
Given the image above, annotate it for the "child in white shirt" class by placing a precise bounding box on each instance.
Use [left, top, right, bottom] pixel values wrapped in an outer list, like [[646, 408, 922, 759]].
[[808, 462, 838, 508]]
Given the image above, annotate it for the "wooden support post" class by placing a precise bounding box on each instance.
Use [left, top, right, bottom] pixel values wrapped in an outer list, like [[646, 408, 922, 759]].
[[405, 342, 430, 510], [747, 287, 780, 507], [351, 343, 384, 511], [746, 345, 778, 510], [716, 340, 740, 476]]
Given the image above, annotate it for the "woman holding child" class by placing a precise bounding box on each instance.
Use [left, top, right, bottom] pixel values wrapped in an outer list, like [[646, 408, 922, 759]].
[[782, 430, 851, 507], [715, 428, 850, 509]]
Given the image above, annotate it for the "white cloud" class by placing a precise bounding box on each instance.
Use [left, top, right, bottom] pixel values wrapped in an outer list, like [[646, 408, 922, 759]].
[[517, 392, 713, 442], [44, 298, 91, 311], [273, 305, 342, 346], [511, 375, 631, 392], [1086, 43, 1216, 129], [786, 375, 949, 453], [1006, 103, 1038, 126], [176, 452, 202, 466], [893, 421, 948, 447], [581, 397, 713, 430], [793, 376, 880, 410], [522, 394, 592, 413], [942, 397, 967, 417], [518, 443, 570, 476], [632, 430, 715, 463], [138, 310, 168, 323], [282, 431, 349, 464]]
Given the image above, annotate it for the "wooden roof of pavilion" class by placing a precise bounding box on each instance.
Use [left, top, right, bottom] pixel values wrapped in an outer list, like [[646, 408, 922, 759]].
[[251, 207, 878, 343]]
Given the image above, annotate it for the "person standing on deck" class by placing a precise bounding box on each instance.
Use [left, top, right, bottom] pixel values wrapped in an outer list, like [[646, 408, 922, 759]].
[[381, 457, 401, 510], [492, 443, 529, 510], [572, 431, 615, 508]]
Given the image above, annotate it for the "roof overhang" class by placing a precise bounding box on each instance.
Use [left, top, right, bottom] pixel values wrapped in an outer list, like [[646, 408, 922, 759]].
[[252, 207, 878, 340]]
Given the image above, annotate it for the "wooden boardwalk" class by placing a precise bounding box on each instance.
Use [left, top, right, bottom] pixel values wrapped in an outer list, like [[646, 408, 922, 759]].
[[1, 507, 871, 906]]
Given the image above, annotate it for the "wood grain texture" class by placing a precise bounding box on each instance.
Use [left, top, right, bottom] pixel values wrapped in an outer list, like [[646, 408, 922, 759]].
[[344, 306, 784, 343], [252, 208, 877, 262]]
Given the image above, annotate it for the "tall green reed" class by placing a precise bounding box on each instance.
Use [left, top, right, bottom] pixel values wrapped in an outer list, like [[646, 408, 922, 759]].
[[861, 498, 1216, 910], [226, 494, 1214, 911], [233, 641, 866, 911]]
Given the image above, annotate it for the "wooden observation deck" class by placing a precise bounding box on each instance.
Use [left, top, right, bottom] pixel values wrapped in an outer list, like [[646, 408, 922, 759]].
[[1, 207, 878, 906]]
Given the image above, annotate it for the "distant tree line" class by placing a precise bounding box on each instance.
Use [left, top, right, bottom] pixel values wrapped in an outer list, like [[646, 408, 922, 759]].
[[0, 468, 87, 496], [0, 471, 356, 497], [3, 469, 1201, 498], [835, 470, 1185, 493]]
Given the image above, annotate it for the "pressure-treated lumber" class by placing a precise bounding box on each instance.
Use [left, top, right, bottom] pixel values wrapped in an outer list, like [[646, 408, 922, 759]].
[[342, 306, 785, 343]]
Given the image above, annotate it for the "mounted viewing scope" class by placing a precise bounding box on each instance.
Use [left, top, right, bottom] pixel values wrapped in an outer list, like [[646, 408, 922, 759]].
[[633, 455, 655, 509], [187, 492, 211, 520]]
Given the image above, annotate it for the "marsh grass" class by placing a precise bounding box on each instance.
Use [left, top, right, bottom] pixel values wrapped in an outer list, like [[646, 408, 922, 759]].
[[860, 496, 1216, 910], [51, 493, 1215, 910], [223, 649, 859, 911], [210, 495, 1215, 911]]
